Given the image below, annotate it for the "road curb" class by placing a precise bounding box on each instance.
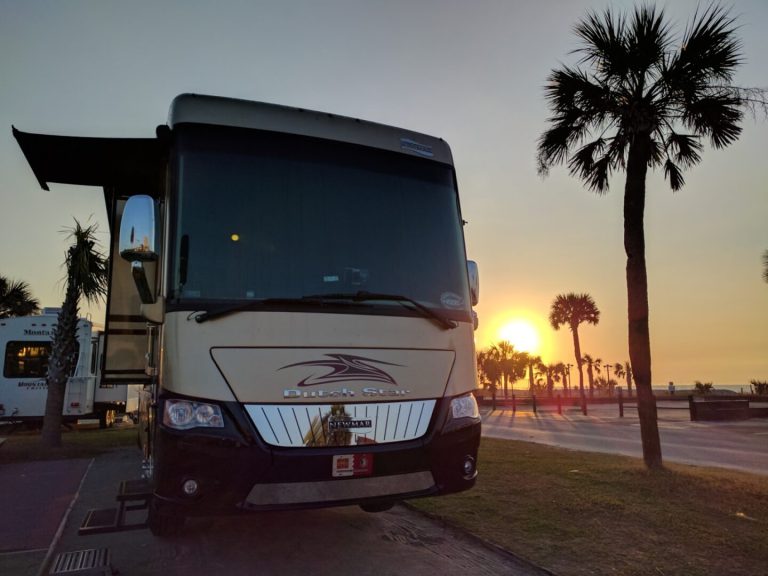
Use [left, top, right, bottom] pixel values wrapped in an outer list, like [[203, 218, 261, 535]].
[[401, 501, 558, 576]]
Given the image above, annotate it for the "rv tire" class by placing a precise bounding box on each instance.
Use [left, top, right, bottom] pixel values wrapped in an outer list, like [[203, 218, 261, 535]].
[[359, 501, 396, 513], [148, 499, 185, 538]]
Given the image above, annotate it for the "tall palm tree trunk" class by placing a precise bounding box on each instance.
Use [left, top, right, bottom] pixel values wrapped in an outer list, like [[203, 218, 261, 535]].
[[528, 361, 535, 394], [625, 136, 662, 468], [571, 329, 584, 396], [41, 283, 79, 448]]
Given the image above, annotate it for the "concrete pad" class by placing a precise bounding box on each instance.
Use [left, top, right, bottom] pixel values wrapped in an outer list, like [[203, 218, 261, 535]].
[[0, 459, 90, 552]]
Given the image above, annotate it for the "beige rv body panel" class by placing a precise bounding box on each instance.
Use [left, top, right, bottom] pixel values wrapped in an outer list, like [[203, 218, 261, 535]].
[[102, 198, 151, 385], [160, 311, 475, 403]]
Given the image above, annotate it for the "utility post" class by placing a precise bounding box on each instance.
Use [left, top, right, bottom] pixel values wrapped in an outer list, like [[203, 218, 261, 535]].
[[604, 363, 612, 396]]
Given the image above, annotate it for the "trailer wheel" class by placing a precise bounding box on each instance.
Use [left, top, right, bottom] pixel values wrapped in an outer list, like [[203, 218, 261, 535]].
[[97, 409, 116, 429], [148, 499, 185, 538]]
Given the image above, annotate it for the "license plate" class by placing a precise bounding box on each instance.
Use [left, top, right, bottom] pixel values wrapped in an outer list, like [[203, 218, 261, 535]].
[[332, 453, 373, 478]]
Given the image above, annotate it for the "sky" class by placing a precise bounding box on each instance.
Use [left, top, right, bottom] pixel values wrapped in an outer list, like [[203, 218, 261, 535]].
[[0, 0, 765, 388]]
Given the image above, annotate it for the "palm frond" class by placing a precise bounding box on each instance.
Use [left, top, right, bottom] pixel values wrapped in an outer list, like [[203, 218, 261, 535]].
[[679, 4, 742, 83], [663, 158, 685, 191], [537, 67, 615, 173], [682, 91, 742, 148], [647, 136, 666, 168], [0, 276, 40, 318], [626, 5, 672, 83], [665, 132, 703, 168], [567, 138, 605, 179], [573, 9, 629, 82], [62, 220, 109, 305]]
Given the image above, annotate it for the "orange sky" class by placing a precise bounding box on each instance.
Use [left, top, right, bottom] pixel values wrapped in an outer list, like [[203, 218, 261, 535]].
[[1, 1, 766, 388]]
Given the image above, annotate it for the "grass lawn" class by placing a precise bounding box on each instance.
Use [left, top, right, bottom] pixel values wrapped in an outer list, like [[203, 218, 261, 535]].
[[411, 438, 768, 576], [0, 425, 137, 463]]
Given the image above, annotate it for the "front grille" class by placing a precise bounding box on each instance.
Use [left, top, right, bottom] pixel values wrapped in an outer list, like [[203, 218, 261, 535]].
[[244, 400, 436, 447]]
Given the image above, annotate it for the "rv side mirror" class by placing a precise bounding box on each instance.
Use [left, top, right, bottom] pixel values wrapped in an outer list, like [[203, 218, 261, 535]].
[[119, 195, 159, 304], [467, 260, 479, 307], [119, 195, 158, 261]]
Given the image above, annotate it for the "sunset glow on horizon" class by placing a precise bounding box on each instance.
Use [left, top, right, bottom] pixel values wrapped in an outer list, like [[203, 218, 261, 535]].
[[499, 320, 540, 355]]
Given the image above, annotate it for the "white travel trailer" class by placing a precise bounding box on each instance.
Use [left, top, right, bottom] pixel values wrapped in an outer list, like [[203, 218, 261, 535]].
[[0, 313, 124, 426], [14, 94, 481, 536]]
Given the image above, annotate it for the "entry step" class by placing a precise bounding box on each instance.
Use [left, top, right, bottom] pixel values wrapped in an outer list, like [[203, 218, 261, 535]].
[[118, 478, 152, 501], [49, 547, 113, 575], [79, 478, 151, 535]]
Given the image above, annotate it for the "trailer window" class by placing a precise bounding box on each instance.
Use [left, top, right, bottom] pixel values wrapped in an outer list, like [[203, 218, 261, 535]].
[[3, 341, 81, 379], [4, 342, 51, 378]]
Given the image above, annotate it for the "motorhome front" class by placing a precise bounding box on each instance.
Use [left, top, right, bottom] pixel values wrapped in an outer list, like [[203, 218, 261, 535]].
[[14, 94, 481, 536]]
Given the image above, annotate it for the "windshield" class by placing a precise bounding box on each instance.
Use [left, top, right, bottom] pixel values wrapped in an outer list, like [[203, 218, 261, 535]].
[[170, 126, 470, 318]]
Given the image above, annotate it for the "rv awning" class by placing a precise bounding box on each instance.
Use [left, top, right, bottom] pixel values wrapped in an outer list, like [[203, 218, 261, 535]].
[[12, 127, 166, 192]]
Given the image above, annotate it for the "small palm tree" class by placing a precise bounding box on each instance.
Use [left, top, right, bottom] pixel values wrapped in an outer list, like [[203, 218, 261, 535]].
[[582, 353, 602, 398], [0, 276, 40, 318], [41, 220, 108, 448], [537, 4, 759, 468], [763, 250, 768, 284], [522, 352, 542, 395], [549, 293, 600, 401], [556, 363, 570, 395], [614, 361, 634, 396], [477, 349, 504, 410], [536, 362, 562, 397], [490, 341, 526, 399]]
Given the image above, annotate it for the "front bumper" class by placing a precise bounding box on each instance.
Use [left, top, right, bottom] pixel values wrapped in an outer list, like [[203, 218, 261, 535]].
[[152, 396, 480, 516]]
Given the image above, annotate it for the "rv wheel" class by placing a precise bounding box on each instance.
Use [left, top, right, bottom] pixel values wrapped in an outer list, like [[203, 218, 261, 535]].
[[148, 499, 185, 538], [359, 501, 395, 513]]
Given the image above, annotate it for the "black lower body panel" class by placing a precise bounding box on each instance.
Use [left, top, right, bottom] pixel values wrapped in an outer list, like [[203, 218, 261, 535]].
[[151, 398, 480, 518]]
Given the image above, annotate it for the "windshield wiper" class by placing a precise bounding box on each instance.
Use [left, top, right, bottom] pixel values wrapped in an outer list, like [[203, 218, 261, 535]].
[[192, 291, 457, 329], [192, 296, 341, 324], [305, 291, 457, 330]]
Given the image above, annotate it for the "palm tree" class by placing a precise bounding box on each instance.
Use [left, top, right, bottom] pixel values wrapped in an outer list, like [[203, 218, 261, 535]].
[[582, 353, 602, 398], [41, 220, 108, 448], [536, 361, 562, 397], [614, 361, 634, 397], [763, 250, 768, 284], [556, 363, 569, 395], [522, 352, 542, 395], [0, 276, 40, 318], [537, 5, 753, 469], [489, 341, 526, 399], [477, 350, 502, 409], [549, 293, 600, 403]]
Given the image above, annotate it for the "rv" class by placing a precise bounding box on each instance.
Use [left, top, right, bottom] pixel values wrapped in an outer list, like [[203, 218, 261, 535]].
[[0, 313, 124, 426], [14, 94, 481, 536]]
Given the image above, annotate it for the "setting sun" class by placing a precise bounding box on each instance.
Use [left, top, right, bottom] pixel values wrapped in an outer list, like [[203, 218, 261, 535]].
[[498, 320, 541, 354]]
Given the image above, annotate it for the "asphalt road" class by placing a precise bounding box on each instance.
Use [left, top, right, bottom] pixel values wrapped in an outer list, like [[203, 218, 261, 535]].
[[482, 402, 768, 475]]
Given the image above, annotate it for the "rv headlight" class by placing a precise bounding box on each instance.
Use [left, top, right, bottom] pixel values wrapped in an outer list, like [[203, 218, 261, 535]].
[[163, 400, 224, 430], [450, 393, 479, 420], [443, 393, 480, 433]]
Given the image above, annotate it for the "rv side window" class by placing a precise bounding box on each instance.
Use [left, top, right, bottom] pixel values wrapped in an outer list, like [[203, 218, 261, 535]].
[[3, 341, 51, 378]]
